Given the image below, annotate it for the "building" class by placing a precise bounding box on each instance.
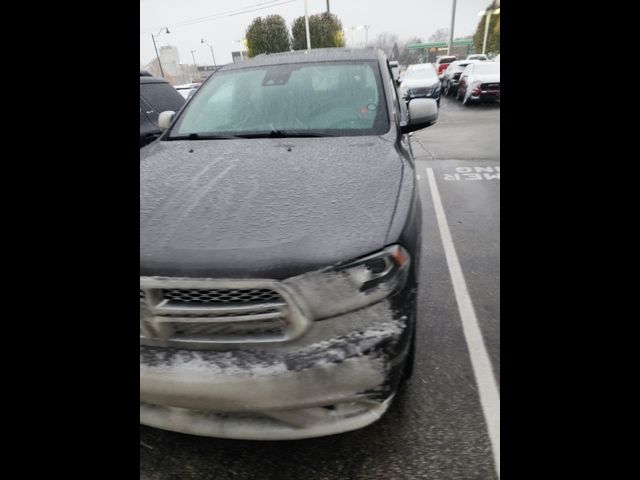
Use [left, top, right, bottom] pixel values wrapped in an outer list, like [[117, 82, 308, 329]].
[[197, 65, 223, 80], [159, 46, 180, 78], [406, 39, 474, 63]]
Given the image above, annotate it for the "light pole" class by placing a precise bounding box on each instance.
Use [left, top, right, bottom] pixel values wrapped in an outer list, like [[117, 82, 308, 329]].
[[201, 39, 217, 69], [447, 0, 457, 56], [190, 50, 198, 82], [326, 0, 330, 13], [304, 0, 311, 51], [151, 27, 170, 78], [478, 7, 500, 54]]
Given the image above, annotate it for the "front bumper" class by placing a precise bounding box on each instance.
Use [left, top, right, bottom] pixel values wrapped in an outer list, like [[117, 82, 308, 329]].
[[140, 299, 413, 439], [470, 90, 500, 101]]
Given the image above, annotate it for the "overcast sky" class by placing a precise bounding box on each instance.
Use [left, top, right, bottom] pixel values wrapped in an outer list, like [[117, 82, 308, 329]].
[[140, 0, 492, 67]]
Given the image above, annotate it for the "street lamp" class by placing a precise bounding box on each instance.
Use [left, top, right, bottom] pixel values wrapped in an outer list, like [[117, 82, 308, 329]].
[[190, 50, 198, 82], [151, 27, 170, 78], [201, 39, 217, 69], [478, 7, 500, 54]]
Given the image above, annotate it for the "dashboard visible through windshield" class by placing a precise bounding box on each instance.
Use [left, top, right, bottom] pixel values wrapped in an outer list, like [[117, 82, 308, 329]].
[[169, 60, 389, 138]]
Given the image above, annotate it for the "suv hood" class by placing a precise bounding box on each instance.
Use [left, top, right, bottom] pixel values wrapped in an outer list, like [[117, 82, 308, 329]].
[[401, 78, 439, 90], [140, 137, 404, 279]]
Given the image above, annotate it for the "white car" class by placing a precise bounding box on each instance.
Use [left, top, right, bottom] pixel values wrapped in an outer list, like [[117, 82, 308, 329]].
[[466, 54, 488, 61], [456, 61, 500, 105]]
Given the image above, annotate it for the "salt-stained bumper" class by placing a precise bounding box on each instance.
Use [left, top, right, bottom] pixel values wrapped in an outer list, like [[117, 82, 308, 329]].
[[140, 300, 411, 440]]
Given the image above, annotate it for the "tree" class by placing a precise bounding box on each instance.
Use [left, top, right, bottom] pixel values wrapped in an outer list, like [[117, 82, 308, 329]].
[[473, 1, 500, 54], [391, 42, 400, 60], [245, 15, 290, 58], [372, 32, 400, 59], [428, 28, 449, 43], [291, 12, 345, 50], [397, 37, 424, 65]]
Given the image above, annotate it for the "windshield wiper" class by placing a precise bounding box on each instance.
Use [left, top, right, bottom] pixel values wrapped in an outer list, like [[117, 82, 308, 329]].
[[167, 133, 239, 141], [236, 130, 339, 139]]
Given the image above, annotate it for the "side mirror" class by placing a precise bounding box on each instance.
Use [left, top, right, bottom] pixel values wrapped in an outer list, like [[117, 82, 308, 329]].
[[401, 98, 438, 134], [158, 111, 176, 131]]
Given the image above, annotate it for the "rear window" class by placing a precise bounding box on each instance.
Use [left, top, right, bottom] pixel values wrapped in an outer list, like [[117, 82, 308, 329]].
[[140, 83, 185, 114]]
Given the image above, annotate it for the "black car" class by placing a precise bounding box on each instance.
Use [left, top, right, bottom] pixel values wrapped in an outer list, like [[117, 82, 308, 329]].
[[139, 74, 185, 148], [140, 48, 438, 440], [440, 60, 477, 97], [399, 63, 442, 107]]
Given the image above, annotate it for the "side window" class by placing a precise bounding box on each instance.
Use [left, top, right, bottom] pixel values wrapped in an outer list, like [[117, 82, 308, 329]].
[[140, 83, 185, 114], [140, 97, 158, 124]]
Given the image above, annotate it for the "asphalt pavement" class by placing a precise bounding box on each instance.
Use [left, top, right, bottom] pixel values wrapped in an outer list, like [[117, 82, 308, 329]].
[[140, 94, 500, 480]]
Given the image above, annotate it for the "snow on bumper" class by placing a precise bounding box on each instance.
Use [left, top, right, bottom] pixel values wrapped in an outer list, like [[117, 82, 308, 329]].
[[140, 300, 408, 439]]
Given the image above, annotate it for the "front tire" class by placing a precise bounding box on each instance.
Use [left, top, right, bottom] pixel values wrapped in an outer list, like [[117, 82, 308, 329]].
[[402, 323, 416, 380]]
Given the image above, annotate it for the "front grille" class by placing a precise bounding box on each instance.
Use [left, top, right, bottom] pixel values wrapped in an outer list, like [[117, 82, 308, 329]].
[[140, 278, 310, 348], [481, 83, 500, 90], [162, 288, 281, 305], [408, 87, 430, 97]]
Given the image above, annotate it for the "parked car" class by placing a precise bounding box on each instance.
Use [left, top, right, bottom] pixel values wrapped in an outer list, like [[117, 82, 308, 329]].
[[399, 63, 441, 107], [389, 60, 401, 85], [174, 83, 201, 99], [494, 54, 500, 63], [140, 48, 438, 440], [456, 61, 500, 105], [440, 60, 477, 97], [466, 54, 488, 61], [140, 74, 185, 148], [435, 55, 457, 75]]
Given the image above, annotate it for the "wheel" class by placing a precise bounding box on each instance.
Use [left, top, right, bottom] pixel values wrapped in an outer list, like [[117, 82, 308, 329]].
[[402, 323, 416, 380], [456, 89, 463, 102]]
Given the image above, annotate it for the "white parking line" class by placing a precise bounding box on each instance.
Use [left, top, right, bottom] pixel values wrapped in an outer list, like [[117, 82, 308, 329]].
[[425, 167, 501, 478]]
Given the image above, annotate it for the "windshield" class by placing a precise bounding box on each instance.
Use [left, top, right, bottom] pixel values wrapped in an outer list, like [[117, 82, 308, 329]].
[[404, 66, 438, 81], [169, 61, 389, 138], [473, 63, 500, 75]]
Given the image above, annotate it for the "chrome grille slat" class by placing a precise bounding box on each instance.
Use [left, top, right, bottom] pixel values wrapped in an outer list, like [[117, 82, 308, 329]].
[[152, 301, 287, 316], [154, 310, 287, 324], [139, 277, 310, 348]]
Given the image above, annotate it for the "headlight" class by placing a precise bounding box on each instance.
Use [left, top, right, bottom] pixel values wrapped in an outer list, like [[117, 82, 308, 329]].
[[284, 245, 411, 320]]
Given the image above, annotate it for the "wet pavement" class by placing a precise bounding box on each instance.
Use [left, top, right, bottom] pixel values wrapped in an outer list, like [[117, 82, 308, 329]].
[[140, 94, 500, 480]]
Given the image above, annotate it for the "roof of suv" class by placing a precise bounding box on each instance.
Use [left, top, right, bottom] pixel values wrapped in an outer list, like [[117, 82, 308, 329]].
[[221, 48, 382, 71], [140, 76, 170, 84]]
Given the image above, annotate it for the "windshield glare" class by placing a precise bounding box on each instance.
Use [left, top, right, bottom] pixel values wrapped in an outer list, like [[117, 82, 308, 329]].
[[170, 61, 389, 137]]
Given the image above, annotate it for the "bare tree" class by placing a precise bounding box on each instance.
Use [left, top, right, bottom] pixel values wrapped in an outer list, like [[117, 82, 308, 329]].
[[428, 28, 449, 43], [372, 32, 399, 58]]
